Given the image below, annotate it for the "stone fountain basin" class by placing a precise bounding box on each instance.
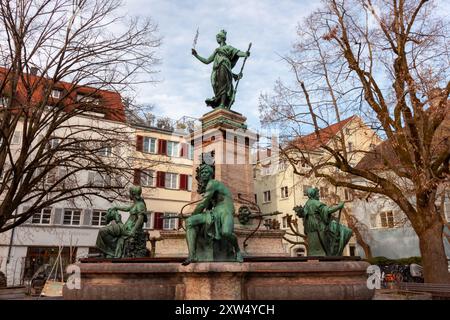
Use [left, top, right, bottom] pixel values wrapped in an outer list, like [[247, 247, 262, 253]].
[[63, 256, 374, 300]]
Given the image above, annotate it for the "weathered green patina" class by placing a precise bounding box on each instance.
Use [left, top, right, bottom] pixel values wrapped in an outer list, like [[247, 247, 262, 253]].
[[95, 186, 148, 258], [294, 187, 353, 256], [192, 29, 250, 110], [182, 163, 243, 265]]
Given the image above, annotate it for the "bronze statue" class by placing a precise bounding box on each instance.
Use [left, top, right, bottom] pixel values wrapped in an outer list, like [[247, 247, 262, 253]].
[[192, 29, 250, 110], [182, 163, 243, 265], [294, 187, 353, 256], [96, 185, 148, 258]]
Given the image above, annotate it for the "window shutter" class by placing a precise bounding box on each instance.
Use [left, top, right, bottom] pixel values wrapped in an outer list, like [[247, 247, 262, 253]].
[[136, 135, 144, 152], [158, 139, 167, 155], [133, 169, 142, 185], [154, 212, 164, 230], [53, 208, 64, 225], [179, 174, 188, 190], [83, 209, 92, 225], [180, 143, 188, 158], [156, 171, 165, 188]]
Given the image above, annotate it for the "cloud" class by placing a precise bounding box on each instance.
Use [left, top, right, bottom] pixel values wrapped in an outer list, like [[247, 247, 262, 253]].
[[123, 0, 320, 129]]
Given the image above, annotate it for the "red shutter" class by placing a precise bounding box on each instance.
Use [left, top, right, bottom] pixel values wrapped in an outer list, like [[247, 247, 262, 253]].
[[158, 139, 167, 155], [136, 135, 143, 152], [156, 171, 165, 188], [154, 212, 164, 230], [180, 143, 188, 158], [133, 169, 141, 185], [179, 174, 188, 190]]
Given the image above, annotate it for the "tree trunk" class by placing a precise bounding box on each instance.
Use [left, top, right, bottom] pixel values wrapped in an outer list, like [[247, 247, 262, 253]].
[[417, 219, 450, 284], [343, 210, 372, 259]]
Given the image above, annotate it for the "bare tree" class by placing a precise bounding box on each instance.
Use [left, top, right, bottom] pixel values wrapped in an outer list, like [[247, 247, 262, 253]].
[[0, 0, 161, 232], [260, 0, 449, 283]]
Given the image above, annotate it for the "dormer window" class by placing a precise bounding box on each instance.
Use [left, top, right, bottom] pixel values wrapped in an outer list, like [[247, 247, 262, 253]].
[[51, 89, 62, 99], [77, 93, 100, 105]]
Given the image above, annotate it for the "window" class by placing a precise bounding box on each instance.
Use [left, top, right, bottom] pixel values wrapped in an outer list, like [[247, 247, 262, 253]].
[[165, 173, 178, 189], [445, 202, 450, 222], [11, 131, 21, 145], [91, 210, 107, 226], [320, 187, 329, 197], [0, 96, 10, 106], [88, 171, 111, 187], [348, 142, 353, 152], [303, 185, 312, 196], [31, 208, 52, 224], [77, 94, 100, 105], [281, 186, 289, 199], [167, 141, 179, 157], [98, 145, 112, 157], [349, 245, 356, 256], [263, 190, 271, 203], [278, 160, 288, 171], [63, 209, 81, 226], [345, 128, 351, 135], [163, 213, 177, 230], [51, 89, 62, 99], [380, 211, 395, 228], [344, 188, 353, 201], [45, 168, 58, 186], [254, 194, 257, 203], [301, 160, 309, 168], [187, 144, 194, 160], [47, 137, 60, 149], [187, 175, 192, 191], [295, 247, 306, 257], [262, 166, 272, 176], [282, 216, 288, 229], [143, 137, 156, 153], [141, 170, 155, 187]]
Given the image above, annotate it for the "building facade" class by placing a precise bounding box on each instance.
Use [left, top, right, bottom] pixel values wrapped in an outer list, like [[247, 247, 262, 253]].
[[253, 116, 381, 256]]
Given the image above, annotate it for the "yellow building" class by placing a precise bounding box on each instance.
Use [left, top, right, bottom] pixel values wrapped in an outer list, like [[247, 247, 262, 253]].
[[132, 122, 195, 238], [254, 116, 381, 256]]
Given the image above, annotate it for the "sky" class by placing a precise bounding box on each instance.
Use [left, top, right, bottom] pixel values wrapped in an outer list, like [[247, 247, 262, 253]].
[[122, 0, 322, 130]]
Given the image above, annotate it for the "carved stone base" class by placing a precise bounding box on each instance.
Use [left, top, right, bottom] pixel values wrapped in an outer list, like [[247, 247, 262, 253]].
[[156, 228, 288, 258], [123, 229, 149, 258]]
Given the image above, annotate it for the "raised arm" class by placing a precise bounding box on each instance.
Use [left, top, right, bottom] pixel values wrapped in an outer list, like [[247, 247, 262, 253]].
[[113, 204, 132, 212], [192, 48, 215, 64], [325, 202, 344, 216]]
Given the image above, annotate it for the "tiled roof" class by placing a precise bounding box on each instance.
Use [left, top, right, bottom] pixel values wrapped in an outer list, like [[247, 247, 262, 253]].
[[290, 116, 356, 151]]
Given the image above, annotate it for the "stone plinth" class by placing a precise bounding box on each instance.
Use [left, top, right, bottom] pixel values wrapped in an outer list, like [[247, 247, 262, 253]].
[[156, 228, 288, 258], [190, 108, 257, 206], [63, 259, 374, 300]]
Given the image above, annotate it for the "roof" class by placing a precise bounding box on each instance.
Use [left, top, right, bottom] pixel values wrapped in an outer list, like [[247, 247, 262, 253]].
[[356, 105, 450, 171], [0, 67, 126, 122], [290, 116, 356, 151]]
